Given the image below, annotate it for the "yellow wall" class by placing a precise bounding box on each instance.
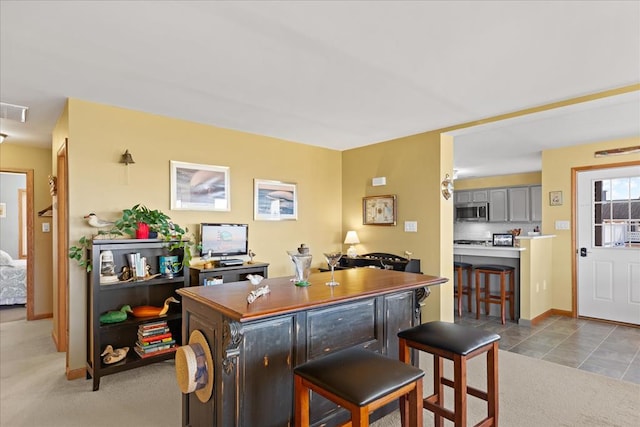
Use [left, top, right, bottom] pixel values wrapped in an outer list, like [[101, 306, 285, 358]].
[[0, 143, 53, 317], [454, 171, 541, 190], [541, 137, 640, 312], [342, 132, 454, 322], [518, 237, 553, 320], [57, 99, 342, 371]]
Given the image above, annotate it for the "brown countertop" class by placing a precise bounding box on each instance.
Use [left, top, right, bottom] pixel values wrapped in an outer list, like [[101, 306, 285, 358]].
[[177, 268, 447, 322]]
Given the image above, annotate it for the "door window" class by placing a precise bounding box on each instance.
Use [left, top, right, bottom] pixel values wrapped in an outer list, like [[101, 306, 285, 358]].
[[593, 176, 640, 247]]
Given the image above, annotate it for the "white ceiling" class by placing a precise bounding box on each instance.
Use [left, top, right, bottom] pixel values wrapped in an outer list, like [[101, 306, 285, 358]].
[[1, 1, 639, 179]]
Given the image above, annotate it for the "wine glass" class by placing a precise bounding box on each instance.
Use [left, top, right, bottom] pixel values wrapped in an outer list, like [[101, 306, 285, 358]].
[[323, 252, 343, 286]]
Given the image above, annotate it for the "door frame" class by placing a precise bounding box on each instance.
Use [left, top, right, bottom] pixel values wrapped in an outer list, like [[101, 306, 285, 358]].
[[55, 141, 69, 354], [0, 168, 34, 320], [571, 160, 640, 318]]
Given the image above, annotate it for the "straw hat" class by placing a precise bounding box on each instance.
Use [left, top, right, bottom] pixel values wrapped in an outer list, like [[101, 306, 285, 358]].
[[175, 330, 213, 403]]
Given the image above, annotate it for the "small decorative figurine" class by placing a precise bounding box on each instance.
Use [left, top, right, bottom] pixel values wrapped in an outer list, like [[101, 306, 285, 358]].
[[246, 274, 264, 285], [101, 345, 130, 364], [99, 305, 133, 324], [131, 296, 180, 318], [248, 249, 256, 264], [247, 285, 270, 304]]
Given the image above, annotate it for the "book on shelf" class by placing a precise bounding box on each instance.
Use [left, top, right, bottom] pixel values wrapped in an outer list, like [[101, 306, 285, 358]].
[[138, 325, 170, 335], [137, 332, 173, 342], [138, 336, 174, 346], [134, 345, 178, 359], [139, 320, 169, 330], [135, 339, 176, 352]]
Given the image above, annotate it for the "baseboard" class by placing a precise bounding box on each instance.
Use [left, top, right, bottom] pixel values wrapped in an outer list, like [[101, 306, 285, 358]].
[[527, 309, 572, 326], [31, 312, 53, 320], [66, 367, 86, 381]]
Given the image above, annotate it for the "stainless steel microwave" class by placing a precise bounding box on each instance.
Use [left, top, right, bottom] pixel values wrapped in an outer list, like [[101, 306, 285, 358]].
[[455, 203, 489, 222]]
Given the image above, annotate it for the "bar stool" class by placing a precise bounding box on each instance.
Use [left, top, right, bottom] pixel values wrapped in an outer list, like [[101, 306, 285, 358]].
[[398, 321, 500, 427], [453, 262, 473, 317], [294, 347, 424, 427], [475, 264, 515, 325]]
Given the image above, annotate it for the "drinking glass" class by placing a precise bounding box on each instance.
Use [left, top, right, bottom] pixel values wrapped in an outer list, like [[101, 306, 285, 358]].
[[323, 252, 342, 286]]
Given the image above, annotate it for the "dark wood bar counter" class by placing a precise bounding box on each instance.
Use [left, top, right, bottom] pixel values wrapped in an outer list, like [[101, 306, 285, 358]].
[[177, 268, 447, 427]]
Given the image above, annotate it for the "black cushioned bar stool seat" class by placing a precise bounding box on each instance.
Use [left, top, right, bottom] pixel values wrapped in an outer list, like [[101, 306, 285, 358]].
[[475, 264, 515, 325], [294, 347, 425, 426], [398, 321, 500, 427], [453, 262, 474, 317]]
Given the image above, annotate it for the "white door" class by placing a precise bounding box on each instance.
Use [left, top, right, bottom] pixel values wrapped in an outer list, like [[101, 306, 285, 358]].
[[577, 165, 640, 325]]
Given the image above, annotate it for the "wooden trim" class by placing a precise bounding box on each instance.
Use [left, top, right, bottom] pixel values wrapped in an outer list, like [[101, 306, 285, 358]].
[[66, 367, 86, 381], [32, 312, 52, 320], [571, 160, 640, 319], [18, 189, 27, 259], [56, 141, 68, 354], [577, 315, 640, 329]]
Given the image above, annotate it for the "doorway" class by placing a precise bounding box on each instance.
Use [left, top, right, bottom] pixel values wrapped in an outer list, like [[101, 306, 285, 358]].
[[0, 169, 34, 320], [576, 164, 640, 325]]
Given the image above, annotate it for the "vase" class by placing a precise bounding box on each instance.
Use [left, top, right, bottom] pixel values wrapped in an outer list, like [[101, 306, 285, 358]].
[[287, 251, 312, 287], [135, 222, 149, 239]]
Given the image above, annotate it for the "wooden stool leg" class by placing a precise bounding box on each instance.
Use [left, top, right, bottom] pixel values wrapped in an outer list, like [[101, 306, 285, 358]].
[[487, 342, 499, 426], [500, 272, 506, 325], [399, 338, 410, 426], [475, 270, 481, 319], [295, 375, 310, 427], [509, 270, 515, 321], [484, 272, 490, 316], [453, 354, 468, 427], [466, 268, 473, 313], [433, 354, 444, 427], [456, 267, 463, 316]]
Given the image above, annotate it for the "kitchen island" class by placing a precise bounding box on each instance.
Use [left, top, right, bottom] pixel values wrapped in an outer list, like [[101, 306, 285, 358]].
[[177, 268, 447, 427], [454, 235, 555, 324]]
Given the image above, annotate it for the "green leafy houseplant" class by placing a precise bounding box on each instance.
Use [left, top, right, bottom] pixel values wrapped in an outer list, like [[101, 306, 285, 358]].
[[69, 204, 192, 272]]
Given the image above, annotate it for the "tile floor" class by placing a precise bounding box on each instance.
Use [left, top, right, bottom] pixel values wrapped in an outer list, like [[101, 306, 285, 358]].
[[454, 311, 640, 385]]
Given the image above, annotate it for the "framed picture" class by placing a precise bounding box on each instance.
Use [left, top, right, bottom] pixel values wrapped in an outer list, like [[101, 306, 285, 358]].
[[492, 233, 514, 247], [363, 195, 397, 226], [549, 190, 563, 206], [170, 161, 230, 211], [254, 179, 298, 221], [0, 203, 5, 218]]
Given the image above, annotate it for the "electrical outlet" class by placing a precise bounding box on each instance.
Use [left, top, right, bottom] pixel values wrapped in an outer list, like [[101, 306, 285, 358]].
[[555, 220, 570, 230], [42, 222, 50, 233]]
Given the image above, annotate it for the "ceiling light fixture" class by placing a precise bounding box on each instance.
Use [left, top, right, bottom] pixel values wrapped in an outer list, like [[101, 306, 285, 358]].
[[594, 145, 640, 157], [0, 133, 6, 143]]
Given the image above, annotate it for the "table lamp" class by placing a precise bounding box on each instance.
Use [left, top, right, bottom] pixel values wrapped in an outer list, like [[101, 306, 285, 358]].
[[344, 231, 360, 258]]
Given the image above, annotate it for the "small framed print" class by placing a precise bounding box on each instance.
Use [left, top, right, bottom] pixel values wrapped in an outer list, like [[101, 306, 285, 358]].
[[0, 203, 5, 218], [549, 191, 563, 206], [254, 179, 298, 221], [363, 195, 397, 226], [492, 233, 514, 247]]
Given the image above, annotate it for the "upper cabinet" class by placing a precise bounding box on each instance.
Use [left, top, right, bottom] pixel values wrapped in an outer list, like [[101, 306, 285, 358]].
[[455, 190, 488, 204], [508, 187, 530, 222], [530, 185, 542, 222], [489, 189, 508, 222]]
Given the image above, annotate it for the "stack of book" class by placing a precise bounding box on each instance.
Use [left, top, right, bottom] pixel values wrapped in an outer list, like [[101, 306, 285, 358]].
[[134, 320, 177, 358]]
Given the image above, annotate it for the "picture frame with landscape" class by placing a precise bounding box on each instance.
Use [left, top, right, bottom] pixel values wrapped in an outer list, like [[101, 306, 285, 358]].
[[170, 161, 230, 211], [254, 179, 298, 221]]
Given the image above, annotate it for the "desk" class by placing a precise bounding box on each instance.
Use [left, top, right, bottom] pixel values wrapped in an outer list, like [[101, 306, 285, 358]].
[[177, 268, 446, 427]]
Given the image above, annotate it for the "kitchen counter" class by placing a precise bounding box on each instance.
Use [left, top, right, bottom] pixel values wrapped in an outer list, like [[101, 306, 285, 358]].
[[454, 244, 526, 259]]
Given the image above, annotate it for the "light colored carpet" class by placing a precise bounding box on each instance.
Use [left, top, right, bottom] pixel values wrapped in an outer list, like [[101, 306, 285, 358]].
[[1, 318, 638, 427], [0, 306, 26, 323]]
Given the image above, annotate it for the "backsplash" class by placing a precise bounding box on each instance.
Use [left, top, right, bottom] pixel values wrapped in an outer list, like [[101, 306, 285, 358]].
[[454, 221, 541, 241]]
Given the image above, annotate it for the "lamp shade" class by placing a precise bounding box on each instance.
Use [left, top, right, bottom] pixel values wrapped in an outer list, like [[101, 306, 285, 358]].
[[344, 231, 360, 245]]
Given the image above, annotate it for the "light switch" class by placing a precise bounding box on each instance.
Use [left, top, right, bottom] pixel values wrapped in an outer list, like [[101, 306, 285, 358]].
[[555, 220, 570, 230], [42, 222, 50, 232], [404, 221, 418, 232]]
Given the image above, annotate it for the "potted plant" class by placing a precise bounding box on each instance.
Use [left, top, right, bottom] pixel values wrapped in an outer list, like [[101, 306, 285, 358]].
[[69, 204, 192, 272]]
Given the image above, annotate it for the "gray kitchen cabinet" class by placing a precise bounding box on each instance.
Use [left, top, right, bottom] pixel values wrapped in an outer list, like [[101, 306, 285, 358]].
[[530, 185, 542, 222], [489, 189, 508, 222], [508, 187, 530, 222], [455, 190, 488, 203]]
